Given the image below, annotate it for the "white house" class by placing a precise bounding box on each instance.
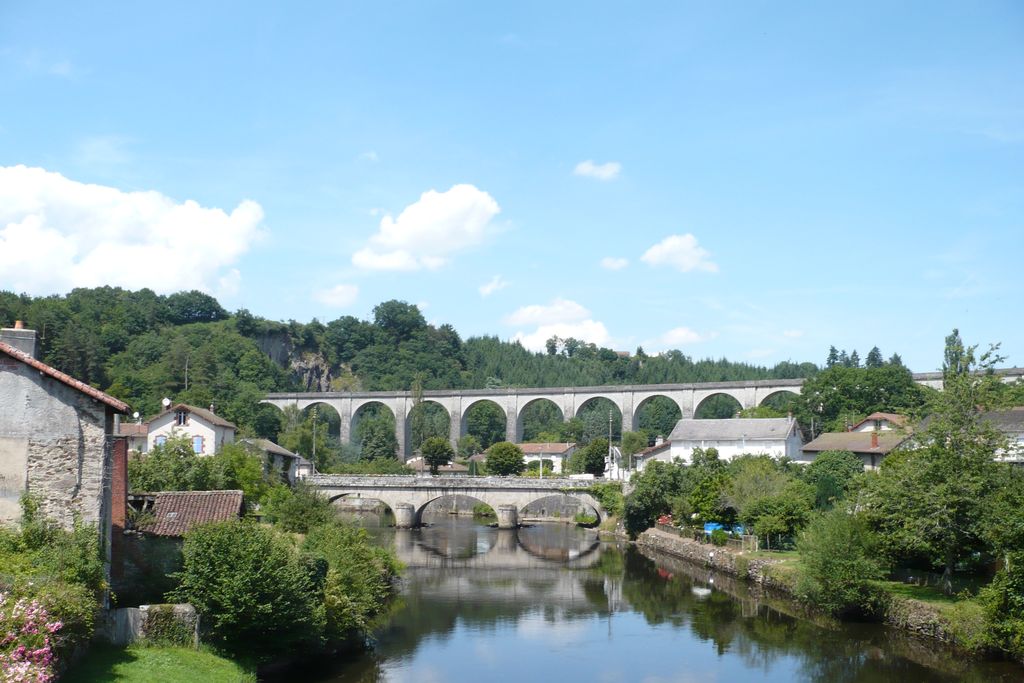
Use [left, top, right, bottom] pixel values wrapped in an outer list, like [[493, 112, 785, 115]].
[[145, 403, 236, 455], [632, 439, 673, 473], [850, 412, 909, 433], [516, 442, 576, 474], [668, 417, 803, 463]]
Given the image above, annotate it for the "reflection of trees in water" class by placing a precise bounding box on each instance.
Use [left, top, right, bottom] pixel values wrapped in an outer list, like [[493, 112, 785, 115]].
[[322, 521, 1018, 683]]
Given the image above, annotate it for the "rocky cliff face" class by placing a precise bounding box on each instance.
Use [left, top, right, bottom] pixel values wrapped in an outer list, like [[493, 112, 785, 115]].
[[254, 331, 293, 367], [291, 351, 333, 392]]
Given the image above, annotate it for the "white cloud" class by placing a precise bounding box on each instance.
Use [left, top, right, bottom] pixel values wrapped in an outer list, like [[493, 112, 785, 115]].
[[506, 298, 610, 351], [514, 321, 611, 352], [352, 184, 500, 271], [641, 234, 718, 273], [573, 160, 621, 181], [600, 256, 628, 270], [504, 297, 590, 326], [478, 275, 508, 297], [644, 326, 717, 350], [314, 284, 359, 308], [0, 165, 264, 295], [782, 329, 804, 338], [358, 150, 379, 162]]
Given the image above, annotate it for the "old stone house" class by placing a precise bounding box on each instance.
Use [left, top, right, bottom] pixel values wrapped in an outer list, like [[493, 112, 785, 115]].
[[0, 322, 129, 533]]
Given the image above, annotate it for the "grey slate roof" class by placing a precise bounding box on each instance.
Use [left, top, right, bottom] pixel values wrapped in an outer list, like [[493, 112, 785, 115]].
[[981, 407, 1024, 434], [669, 418, 797, 442], [239, 438, 300, 459]]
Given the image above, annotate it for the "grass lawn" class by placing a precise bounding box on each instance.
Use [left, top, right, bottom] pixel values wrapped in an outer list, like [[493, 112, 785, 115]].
[[64, 644, 255, 683]]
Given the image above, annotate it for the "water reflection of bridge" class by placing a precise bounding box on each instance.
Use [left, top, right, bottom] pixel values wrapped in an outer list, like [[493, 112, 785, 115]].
[[394, 526, 603, 570]]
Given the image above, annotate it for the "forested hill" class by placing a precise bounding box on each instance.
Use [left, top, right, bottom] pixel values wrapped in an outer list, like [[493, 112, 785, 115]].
[[0, 288, 818, 435]]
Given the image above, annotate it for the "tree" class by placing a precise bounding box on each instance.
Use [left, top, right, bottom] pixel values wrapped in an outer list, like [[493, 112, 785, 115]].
[[826, 346, 839, 368], [865, 346, 883, 369], [861, 331, 1007, 589], [801, 450, 864, 508], [420, 437, 453, 475], [795, 509, 884, 617], [623, 460, 688, 537], [620, 431, 648, 468], [580, 438, 609, 476], [486, 441, 525, 476], [849, 350, 861, 368], [171, 521, 321, 659], [457, 434, 482, 458]]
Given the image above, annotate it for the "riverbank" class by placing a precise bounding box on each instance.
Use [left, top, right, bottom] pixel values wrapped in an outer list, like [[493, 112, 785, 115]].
[[636, 527, 988, 655]]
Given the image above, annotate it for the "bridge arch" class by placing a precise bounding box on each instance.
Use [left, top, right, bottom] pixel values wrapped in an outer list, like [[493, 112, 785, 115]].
[[406, 399, 451, 454], [575, 396, 623, 442], [693, 392, 745, 419], [460, 398, 507, 450], [633, 394, 683, 440], [517, 397, 565, 443], [351, 401, 398, 458], [758, 389, 799, 411]]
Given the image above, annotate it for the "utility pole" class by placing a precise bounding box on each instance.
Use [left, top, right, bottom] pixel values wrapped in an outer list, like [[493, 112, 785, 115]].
[[608, 409, 613, 477]]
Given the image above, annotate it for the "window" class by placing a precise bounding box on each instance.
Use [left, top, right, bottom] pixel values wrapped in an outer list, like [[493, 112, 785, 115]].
[[192, 436, 204, 454], [154, 435, 167, 447], [176, 410, 188, 426]]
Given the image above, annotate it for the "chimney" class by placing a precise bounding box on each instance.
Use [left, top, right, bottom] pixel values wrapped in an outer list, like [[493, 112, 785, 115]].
[[209, 403, 215, 414], [0, 321, 37, 358], [871, 431, 879, 449], [109, 437, 129, 584]]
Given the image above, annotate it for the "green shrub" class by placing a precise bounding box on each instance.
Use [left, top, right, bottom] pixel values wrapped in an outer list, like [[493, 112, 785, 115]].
[[301, 522, 399, 640], [710, 528, 728, 546], [171, 521, 322, 660], [795, 509, 885, 617], [943, 599, 993, 653], [262, 482, 335, 534], [978, 550, 1024, 659], [486, 442, 526, 476]]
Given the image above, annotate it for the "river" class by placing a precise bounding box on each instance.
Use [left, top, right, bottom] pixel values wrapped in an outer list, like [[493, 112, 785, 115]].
[[302, 513, 1024, 683]]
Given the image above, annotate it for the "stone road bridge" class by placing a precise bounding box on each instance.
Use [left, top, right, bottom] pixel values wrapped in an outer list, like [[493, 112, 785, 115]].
[[311, 474, 608, 529]]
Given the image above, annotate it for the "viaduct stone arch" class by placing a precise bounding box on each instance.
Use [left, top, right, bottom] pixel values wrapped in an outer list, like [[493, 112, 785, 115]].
[[262, 379, 808, 460]]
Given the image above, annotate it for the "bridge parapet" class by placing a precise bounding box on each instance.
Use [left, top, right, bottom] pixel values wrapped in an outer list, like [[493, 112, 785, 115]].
[[310, 474, 601, 491]]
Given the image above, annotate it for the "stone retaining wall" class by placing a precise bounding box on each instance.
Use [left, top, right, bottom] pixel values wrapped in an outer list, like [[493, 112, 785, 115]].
[[637, 528, 959, 646]]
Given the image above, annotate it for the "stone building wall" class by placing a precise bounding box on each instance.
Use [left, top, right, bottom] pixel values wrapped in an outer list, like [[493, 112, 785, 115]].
[[0, 360, 112, 531]]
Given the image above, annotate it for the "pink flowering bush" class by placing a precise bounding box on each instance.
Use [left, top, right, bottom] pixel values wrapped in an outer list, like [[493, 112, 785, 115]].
[[0, 591, 63, 683]]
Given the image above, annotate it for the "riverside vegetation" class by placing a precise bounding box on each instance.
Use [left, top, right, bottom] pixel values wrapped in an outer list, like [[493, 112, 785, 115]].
[[623, 331, 1024, 662]]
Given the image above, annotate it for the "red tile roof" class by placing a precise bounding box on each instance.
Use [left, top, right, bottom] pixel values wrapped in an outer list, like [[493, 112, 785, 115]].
[[116, 423, 148, 437], [0, 340, 129, 413], [801, 431, 909, 455], [517, 442, 576, 455], [138, 490, 244, 537]]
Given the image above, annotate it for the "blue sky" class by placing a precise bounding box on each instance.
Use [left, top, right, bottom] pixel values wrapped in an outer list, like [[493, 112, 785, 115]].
[[1, 2, 1022, 372]]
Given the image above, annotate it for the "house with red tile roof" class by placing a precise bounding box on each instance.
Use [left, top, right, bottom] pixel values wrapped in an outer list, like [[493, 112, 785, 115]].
[[130, 490, 244, 537]]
